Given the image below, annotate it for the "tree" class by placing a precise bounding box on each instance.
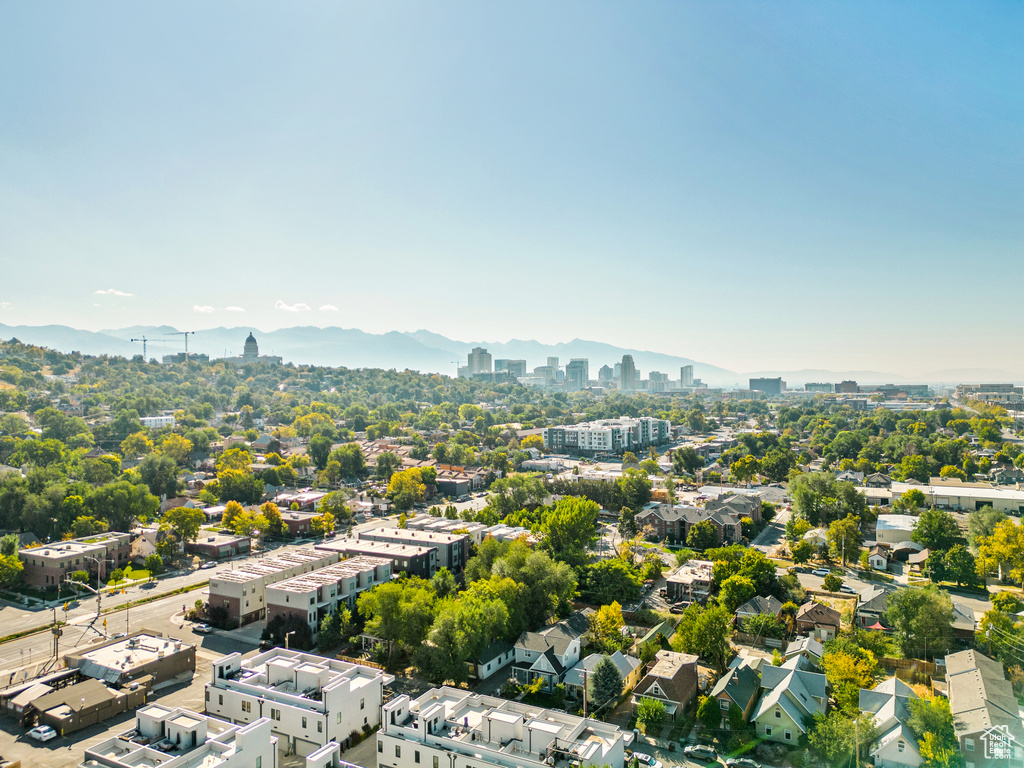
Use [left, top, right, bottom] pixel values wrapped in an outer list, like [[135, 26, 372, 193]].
[[673, 447, 704, 476], [317, 606, 352, 652], [231, 508, 269, 540], [375, 451, 402, 480], [976, 519, 1024, 585], [137, 453, 180, 498], [741, 613, 786, 640], [967, 506, 1006, 549], [120, 432, 154, 460], [820, 641, 877, 713], [622, 451, 638, 467], [791, 539, 813, 564], [357, 578, 437, 657], [310, 511, 335, 538], [618, 469, 652, 511], [589, 602, 628, 653], [263, 612, 313, 650], [387, 468, 426, 511], [542, 497, 599, 568], [86, 481, 159, 532], [686, 520, 718, 550], [588, 655, 624, 712], [635, 697, 667, 735], [827, 514, 862, 566], [730, 455, 759, 484], [521, 435, 544, 452], [944, 544, 975, 587], [991, 591, 1024, 614], [222, 500, 244, 528], [0, 553, 24, 587], [893, 488, 927, 513], [216, 469, 265, 505], [0, 533, 18, 557], [618, 506, 638, 539], [913, 508, 963, 552], [308, 434, 332, 471], [823, 574, 842, 592], [70, 515, 107, 537], [145, 553, 163, 574], [886, 585, 954, 657], [908, 696, 961, 768], [697, 695, 723, 731], [160, 433, 193, 465], [260, 501, 284, 536], [430, 567, 458, 599], [718, 575, 755, 613], [581, 559, 641, 604], [671, 603, 733, 672], [790, 472, 867, 527], [162, 506, 205, 543], [808, 711, 878, 767]]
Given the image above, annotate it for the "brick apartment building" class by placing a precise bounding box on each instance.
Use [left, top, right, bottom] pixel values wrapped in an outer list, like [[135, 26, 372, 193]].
[[19, 532, 132, 589], [356, 527, 470, 573]]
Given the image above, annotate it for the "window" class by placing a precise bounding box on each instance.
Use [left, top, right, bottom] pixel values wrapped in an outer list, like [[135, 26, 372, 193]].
[[378, 743, 383, 754], [337, 713, 342, 724], [257, 759, 262, 768], [302, 717, 307, 729], [271, 709, 280, 721], [415, 751, 421, 764], [361, 698, 365, 710], [719, 699, 729, 710], [898, 742, 905, 753], [364, 717, 368, 725], [241, 701, 251, 713], [765, 726, 773, 737], [318, 722, 323, 733], [433, 757, 439, 768], [774, 707, 781, 719], [219, 695, 223, 705], [396, 746, 401, 758], [965, 739, 975, 752], [784, 730, 792, 742], [205, 691, 210, 701]]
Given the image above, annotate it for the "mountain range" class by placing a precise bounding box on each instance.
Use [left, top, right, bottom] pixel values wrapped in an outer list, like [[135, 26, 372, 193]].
[[0, 322, 1013, 388]]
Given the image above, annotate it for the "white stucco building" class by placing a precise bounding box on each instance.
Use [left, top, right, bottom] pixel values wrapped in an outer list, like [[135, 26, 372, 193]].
[[205, 649, 392, 757], [378, 687, 633, 768]]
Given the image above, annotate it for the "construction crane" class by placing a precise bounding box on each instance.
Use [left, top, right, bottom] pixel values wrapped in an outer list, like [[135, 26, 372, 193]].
[[130, 337, 151, 359], [165, 331, 196, 361]]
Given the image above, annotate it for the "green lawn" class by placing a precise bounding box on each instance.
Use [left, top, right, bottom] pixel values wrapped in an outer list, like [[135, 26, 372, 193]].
[[107, 568, 150, 587]]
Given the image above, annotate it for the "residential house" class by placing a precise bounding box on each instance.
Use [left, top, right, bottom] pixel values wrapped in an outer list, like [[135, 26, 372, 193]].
[[563, 652, 643, 701], [951, 602, 977, 642], [795, 601, 841, 642], [630, 651, 699, 720], [512, 610, 593, 691], [859, 677, 923, 768], [752, 662, 828, 744], [865, 473, 893, 488], [634, 504, 742, 546], [907, 549, 930, 574], [869, 545, 891, 571], [782, 637, 825, 669], [708, 663, 761, 727], [666, 560, 714, 604], [378, 687, 634, 768], [735, 595, 783, 624], [856, 586, 891, 628], [472, 640, 515, 681], [944, 650, 1024, 768], [705, 494, 762, 524]]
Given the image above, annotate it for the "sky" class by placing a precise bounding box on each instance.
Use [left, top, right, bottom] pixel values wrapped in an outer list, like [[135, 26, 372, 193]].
[[1, 2, 1021, 377]]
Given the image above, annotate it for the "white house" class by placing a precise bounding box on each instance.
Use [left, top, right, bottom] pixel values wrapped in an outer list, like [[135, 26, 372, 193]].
[[473, 640, 515, 681], [81, 704, 277, 768], [859, 677, 923, 768], [205, 648, 391, 757], [511, 610, 592, 691], [378, 687, 633, 768]]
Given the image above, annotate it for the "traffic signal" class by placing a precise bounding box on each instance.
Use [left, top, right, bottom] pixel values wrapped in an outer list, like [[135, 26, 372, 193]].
[[103, 619, 107, 628]]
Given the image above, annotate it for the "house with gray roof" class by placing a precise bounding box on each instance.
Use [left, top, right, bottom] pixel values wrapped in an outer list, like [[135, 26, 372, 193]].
[[859, 677, 922, 768], [752, 664, 828, 744], [856, 585, 891, 628], [708, 662, 761, 727], [705, 494, 762, 524], [945, 649, 1024, 768], [512, 609, 593, 692], [735, 595, 784, 623], [783, 637, 825, 669], [631, 650, 698, 720], [564, 652, 643, 700]]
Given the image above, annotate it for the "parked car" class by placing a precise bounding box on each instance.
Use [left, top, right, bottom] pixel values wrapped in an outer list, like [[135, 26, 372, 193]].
[[726, 758, 761, 768], [199, 562, 217, 570], [193, 623, 213, 634], [812, 568, 830, 577], [840, 584, 856, 594], [28, 725, 57, 742], [683, 745, 718, 762], [658, 587, 668, 597], [110, 632, 127, 640], [634, 753, 663, 768]]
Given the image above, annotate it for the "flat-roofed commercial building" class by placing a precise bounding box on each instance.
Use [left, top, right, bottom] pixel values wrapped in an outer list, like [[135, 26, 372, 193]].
[[19, 532, 132, 589], [266, 556, 392, 640], [66, 631, 196, 690], [80, 704, 277, 768], [206, 648, 391, 758], [208, 549, 339, 626], [315, 539, 436, 579], [378, 687, 633, 768], [357, 527, 469, 574]]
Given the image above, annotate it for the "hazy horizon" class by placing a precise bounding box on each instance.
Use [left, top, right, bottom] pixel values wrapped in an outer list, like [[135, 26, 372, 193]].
[[2, 2, 1021, 376]]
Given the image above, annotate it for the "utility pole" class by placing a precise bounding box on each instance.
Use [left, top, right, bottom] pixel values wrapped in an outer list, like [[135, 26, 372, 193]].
[[582, 667, 588, 718]]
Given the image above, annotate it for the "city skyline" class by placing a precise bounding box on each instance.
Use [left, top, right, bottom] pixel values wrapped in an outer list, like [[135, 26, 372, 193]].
[[1, 2, 1021, 376]]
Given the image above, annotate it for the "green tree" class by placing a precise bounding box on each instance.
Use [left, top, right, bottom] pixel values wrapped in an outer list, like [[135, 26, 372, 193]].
[[431, 567, 458, 599], [886, 585, 954, 658], [0, 533, 19, 557], [542, 496, 599, 567], [823, 573, 842, 592], [618, 506, 638, 539], [310, 511, 336, 538], [357, 577, 437, 657], [718, 575, 755, 613], [791, 539, 813, 564], [70, 515, 107, 538], [697, 695, 722, 731], [145, 553, 163, 575], [635, 697, 667, 735], [216, 469, 265, 505], [827, 514, 862, 566], [231, 508, 269, 539], [671, 602, 733, 672], [808, 711, 878, 767], [730, 454, 759, 484], [588, 655, 624, 711], [913, 508, 962, 552], [944, 544, 975, 587], [375, 451, 402, 480], [317, 606, 352, 652], [908, 696, 961, 768], [686, 520, 718, 550], [0, 554, 24, 587], [308, 434, 332, 471], [580, 559, 641, 604], [162, 506, 205, 543], [387, 468, 427, 511], [673, 447, 704, 476], [892, 488, 927, 513], [86, 481, 160, 532], [967, 506, 1006, 549], [976, 519, 1024, 584], [618, 469, 653, 511]]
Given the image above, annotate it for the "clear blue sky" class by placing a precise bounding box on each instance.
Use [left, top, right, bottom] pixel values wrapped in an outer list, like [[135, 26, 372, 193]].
[[1, 2, 1021, 376]]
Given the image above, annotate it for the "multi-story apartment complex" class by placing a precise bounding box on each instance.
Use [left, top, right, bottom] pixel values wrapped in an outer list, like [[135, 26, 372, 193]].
[[206, 649, 389, 758], [378, 687, 632, 768], [356, 527, 469, 573], [20, 531, 132, 589], [542, 417, 670, 456], [139, 414, 176, 429], [315, 539, 436, 579], [265, 556, 391, 640], [208, 549, 339, 626], [81, 705, 277, 768], [954, 383, 1023, 404]]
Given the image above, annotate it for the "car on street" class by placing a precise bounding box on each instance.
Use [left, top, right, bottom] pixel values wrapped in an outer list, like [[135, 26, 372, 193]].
[[199, 562, 217, 570], [193, 623, 214, 634], [633, 753, 663, 768], [110, 632, 127, 640], [811, 568, 830, 577], [28, 725, 57, 742], [683, 745, 718, 762], [726, 758, 761, 768], [840, 584, 856, 594]]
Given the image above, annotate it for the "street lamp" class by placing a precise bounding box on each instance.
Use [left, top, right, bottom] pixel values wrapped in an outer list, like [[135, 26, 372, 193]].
[[285, 630, 296, 651]]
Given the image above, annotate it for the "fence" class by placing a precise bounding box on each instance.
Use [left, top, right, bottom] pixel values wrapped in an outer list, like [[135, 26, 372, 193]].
[[338, 655, 385, 671], [878, 656, 937, 678], [733, 631, 784, 648]]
